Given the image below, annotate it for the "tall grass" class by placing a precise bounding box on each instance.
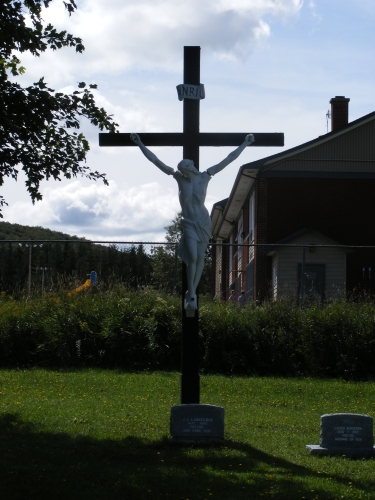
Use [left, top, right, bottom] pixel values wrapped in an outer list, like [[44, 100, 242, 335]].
[[1, 289, 375, 379]]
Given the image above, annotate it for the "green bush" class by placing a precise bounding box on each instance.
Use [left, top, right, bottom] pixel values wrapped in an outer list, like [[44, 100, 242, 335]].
[[1, 291, 375, 379], [0, 289, 181, 370]]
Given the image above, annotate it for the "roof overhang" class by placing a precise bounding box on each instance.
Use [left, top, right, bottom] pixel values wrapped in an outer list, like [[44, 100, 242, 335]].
[[211, 166, 259, 240], [265, 228, 352, 256], [211, 198, 227, 237]]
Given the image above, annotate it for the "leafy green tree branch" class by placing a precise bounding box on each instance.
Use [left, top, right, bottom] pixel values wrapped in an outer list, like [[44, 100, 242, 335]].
[[0, 0, 118, 217]]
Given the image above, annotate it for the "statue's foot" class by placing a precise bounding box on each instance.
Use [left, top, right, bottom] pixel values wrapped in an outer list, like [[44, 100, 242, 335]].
[[184, 292, 197, 310]]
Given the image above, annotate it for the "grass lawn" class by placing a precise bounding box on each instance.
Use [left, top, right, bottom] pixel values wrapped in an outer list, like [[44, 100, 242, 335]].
[[1, 370, 375, 500]]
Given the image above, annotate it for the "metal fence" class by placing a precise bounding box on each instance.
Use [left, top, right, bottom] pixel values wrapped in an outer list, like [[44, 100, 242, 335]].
[[1, 239, 375, 304], [0, 240, 180, 297]]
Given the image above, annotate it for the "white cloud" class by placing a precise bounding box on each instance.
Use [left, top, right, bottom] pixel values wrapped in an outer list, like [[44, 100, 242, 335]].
[[308, 0, 322, 22], [14, 0, 303, 86], [89, 89, 164, 132], [4, 180, 180, 241], [55, 86, 163, 134]]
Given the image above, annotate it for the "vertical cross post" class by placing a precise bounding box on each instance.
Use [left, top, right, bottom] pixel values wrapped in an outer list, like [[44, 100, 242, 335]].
[[181, 46, 201, 404], [98, 45, 284, 410]]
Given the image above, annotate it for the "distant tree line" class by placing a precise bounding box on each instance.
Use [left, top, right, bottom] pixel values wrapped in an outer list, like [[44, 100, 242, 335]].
[[0, 221, 83, 241], [0, 218, 212, 296], [0, 241, 153, 295]]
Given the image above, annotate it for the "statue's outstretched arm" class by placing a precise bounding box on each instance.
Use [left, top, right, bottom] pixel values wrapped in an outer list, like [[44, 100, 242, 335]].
[[130, 133, 174, 176], [207, 134, 255, 177]]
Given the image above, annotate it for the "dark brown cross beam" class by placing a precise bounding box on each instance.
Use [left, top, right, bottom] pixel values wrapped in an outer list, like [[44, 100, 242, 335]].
[[99, 46, 284, 405], [99, 132, 284, 148]]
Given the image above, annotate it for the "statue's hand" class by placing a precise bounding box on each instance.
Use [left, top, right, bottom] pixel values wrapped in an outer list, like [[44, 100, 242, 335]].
[[245, 133, 255, 145], [130, 133, 142, 146]]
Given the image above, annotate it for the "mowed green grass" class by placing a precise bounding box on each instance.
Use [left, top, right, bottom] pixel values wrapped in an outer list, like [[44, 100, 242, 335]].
[[1, 370, 375, 500]]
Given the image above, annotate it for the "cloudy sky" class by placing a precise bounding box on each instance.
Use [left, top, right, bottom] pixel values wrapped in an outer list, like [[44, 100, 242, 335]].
[[2, 0, 374, 241]]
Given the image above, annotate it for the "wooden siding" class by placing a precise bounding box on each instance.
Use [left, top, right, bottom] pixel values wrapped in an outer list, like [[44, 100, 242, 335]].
[[271, 232, 346, 302], [265, 118, 375, 173]]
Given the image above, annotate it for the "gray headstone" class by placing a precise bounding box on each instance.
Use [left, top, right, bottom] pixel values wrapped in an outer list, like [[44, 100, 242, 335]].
[[170, 404, 224, 444], [307, 413, 375, 457], [321, 413, 373, 449]]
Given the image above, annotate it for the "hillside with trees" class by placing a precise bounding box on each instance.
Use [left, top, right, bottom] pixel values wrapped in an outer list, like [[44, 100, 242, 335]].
[[0, 217, 212, 297], [0, 221, 85, 241], [0, 222, 151, 295]]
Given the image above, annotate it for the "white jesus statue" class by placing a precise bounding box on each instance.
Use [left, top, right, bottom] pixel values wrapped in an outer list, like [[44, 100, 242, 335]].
[[130, 132, 255, 310]]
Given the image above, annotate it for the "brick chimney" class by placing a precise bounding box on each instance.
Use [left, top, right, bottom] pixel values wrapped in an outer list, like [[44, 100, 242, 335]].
[[330, 96, 350, 132]]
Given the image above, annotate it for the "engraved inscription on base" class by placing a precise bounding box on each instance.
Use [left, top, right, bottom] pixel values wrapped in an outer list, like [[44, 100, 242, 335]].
[[320, 413, 373, 449], [170, 404, 224, 441]]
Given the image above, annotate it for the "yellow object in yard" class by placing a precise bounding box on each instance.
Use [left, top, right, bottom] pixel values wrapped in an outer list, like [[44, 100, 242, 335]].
[[67, 279, 91, 296]]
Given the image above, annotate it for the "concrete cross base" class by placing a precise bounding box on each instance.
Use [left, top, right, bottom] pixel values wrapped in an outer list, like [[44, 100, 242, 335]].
[[170, 404, 224, 444], [184, 292, 197, 317], [306, 444, 375, 458], [184, 308, 196, 317]]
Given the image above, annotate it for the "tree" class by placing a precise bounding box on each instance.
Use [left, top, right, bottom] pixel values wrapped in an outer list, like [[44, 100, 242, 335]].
[[151, 213, 182, 293], [0, 0, 118, 217], [150, 212, 212, 295], [164, 211, 183, 245]]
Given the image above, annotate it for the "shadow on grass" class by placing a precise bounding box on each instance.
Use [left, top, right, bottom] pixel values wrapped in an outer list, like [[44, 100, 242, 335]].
[[0, 413, 373, 500]]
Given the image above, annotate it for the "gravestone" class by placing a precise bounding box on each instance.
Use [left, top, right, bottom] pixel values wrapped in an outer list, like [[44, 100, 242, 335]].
[[306, 413, 375, 457], [170, 404, 224, 444]]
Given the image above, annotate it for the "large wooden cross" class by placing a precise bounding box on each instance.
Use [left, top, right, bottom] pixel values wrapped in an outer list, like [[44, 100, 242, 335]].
[[99, 46, 284, 404]]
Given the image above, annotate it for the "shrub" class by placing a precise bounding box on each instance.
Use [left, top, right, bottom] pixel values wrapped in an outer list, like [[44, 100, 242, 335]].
[[1, 291, 375, 379]]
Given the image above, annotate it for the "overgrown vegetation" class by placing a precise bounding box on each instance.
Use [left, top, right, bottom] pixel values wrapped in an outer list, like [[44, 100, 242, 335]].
[[1, 369, 375, 500], [1, 290, 375, 379]]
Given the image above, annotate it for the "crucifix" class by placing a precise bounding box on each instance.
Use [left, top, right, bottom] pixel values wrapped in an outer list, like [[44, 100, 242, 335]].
[[99, 46, 284, 406]]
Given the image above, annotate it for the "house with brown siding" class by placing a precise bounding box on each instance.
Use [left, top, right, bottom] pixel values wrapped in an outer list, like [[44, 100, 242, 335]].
[[211, 97, 375, 303]]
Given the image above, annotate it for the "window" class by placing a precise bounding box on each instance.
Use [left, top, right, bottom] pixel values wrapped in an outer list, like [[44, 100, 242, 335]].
[[229, 232, 233, 282], [249, 192, 255, 242], [298, 264, 325, 303], [237, 214, 243, 263]]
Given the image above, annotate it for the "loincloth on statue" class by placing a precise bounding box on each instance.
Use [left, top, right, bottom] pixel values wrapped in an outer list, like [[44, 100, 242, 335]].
[[177, 213, 212, 265]]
